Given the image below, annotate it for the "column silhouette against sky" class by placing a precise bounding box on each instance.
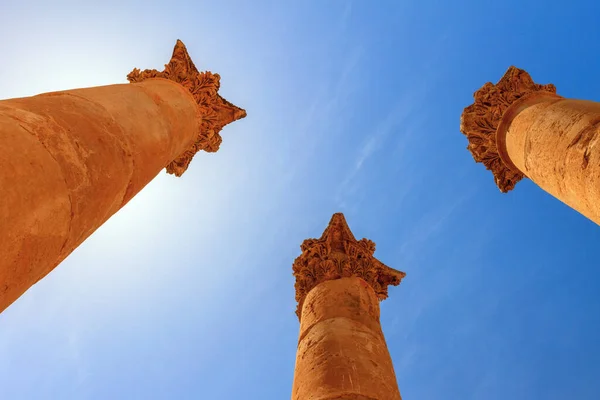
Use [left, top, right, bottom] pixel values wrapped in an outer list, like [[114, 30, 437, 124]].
[[291, 213, 405, 400], [461, 66, 600, 225], [0, 41, 246, 313]]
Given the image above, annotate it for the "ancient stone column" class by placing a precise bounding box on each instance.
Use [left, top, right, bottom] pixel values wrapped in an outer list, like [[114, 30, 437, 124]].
[[461, 66, 600, 224], [291, 213, 405, 400], [0, 40, 246, 312]]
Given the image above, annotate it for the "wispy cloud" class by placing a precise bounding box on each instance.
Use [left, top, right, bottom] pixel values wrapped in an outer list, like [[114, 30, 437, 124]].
[[397, 190, 474, 260], [335, 80, 432, 206], [66, 328, 90, 391], [334, 1, 354, 39], [334, 31, 452, 211], [278, 23, 365, 190]]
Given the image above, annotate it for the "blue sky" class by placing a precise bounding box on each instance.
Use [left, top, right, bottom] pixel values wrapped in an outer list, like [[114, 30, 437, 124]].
[[1, 0, 600, 398]]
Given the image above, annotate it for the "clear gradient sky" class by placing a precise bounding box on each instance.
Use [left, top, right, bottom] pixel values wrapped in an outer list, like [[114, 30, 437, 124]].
[[1, 0, 600, 399]]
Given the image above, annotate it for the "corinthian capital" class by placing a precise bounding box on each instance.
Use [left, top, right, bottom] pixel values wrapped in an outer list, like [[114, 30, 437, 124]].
[[460, 66, 558, 192], [127, 40, 246, 176], [292, 213, 405, 319]]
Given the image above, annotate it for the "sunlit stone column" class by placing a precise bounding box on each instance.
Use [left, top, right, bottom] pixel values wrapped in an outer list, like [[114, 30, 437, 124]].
[[461, 66, 600, 225], [291, 213, 405, 400], [0, 40, 246, 312]]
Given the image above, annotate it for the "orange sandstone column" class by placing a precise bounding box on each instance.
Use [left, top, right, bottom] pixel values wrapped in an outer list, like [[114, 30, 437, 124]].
[[291, 213, 405, 400], [0, 40, 246, 312], [461, 66, 600, 224]]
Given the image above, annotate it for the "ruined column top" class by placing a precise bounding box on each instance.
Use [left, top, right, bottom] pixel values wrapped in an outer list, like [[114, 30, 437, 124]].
[[292, 213, 406, 319], [460, 66, 559, 193], [127, 40, 247, 177]]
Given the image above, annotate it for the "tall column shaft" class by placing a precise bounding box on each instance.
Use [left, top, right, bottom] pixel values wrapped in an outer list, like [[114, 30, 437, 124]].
[[0, 79, 197, 311], [292, 213, 405, 400], [0, 40, 246, 312], [502, 96, 600, 224], [460, 66, 600, 225], [292, 277, 401, 400]]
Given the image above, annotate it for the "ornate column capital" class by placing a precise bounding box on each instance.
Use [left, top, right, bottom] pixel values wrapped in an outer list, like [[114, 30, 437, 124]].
[[292, 213, 406, 319], [460, 66, 559, 192], [127, 40, 246, 176]]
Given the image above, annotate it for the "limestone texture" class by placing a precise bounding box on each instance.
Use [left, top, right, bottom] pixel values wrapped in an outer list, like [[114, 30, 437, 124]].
[[505, 97, 600, 224], [0, 40, 245, 313], [291, 213, 404, 400]]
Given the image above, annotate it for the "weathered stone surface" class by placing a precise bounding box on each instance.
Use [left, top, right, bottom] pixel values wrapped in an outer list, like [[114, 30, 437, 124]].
[[291, 214, 404, 400], [3, 93, 135, 257], [0, 40, 246, 313], [57, 79, 201, 206], [0, 114, 71, 308], [505, 98, 600, 225]]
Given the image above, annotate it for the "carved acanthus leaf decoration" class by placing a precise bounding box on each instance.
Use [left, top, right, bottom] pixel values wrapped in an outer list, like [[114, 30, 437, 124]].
[[292, 213, 405, 319], [460, 66, 556, 192], [127, 39, 246, 177]]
